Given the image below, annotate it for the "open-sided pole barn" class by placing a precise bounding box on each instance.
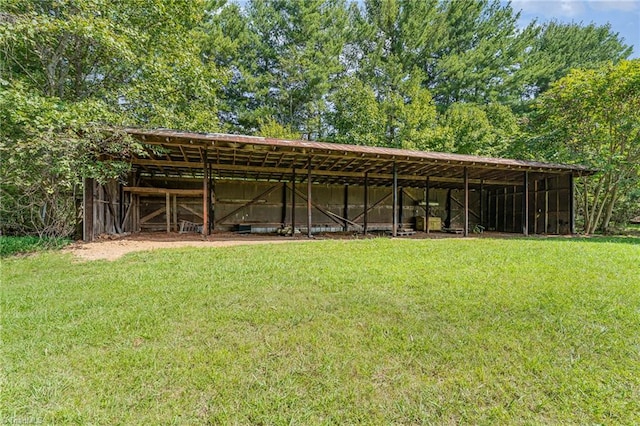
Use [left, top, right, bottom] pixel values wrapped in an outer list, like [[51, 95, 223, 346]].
[[83, 128, 594, 241]]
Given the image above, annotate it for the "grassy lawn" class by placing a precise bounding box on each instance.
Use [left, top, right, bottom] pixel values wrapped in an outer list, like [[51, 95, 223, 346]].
[[2, 237, 639, 424]]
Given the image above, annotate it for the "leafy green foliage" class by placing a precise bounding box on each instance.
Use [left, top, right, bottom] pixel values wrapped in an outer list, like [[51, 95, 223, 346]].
[[423, 0, 530, 106], [432, 103, 519, 156], [220, 0, 349, 137], [0, 0, 136, 100], [532, 60, 640, 233], [515, 21, 633, 103], [0, 235, 71, 257], [342, 1, 438, 148], [256, 117, 302, 139], [3, 239, 640, 422], [0, 0, 224, 236], [0, 0, 636, 234], [327, 76, 386, 146], [0, 83, 140, 236]]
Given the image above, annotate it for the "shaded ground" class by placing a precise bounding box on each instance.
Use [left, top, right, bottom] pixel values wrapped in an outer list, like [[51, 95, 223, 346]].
[[65, 230, 473, 261], [64, 229, 585, 261], [64, 232, 314, 261]]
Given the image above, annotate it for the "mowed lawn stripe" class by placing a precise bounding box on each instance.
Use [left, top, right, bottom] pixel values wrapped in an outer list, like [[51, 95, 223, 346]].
[[2, 238, 639, 424]]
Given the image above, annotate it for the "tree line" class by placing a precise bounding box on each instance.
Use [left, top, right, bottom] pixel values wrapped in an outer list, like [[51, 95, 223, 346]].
[[0, 0, 638, 236]]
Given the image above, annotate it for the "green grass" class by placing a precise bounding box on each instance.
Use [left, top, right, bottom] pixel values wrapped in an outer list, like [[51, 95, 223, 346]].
[[0, 235, 71, 257], [2, 237, 639, 424]]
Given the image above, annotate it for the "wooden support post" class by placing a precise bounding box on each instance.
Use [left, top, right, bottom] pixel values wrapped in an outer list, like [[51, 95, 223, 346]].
[[494, 190, 498, 230], [343, 184, 349, 232], [363, 172, 369, 235], [464, 167, 469, 237], [132, 195, 137, 233], [426, 177, 430, 233], [445, 189, 452, 229], [291, 168, 296, 237], [569, 174, 575, 234], [83, 177, 95, 242], [209, 162, 214, 233], [398, 187, 404, 228], [480, 180, 484, 228], [291, 185, 349, 227], [544, 178, 549, 234], [202, 151, 210, 236], [488, 190, 493, 230], [172, 195, 178, 232], [556, 178, 560, 234], [503, 187, 507, 232], [534, 180, 538, 234], [127, 193, 133, 233], [307, 158, 312, 238], [121, 192, 133, 232], [211, 171, 216, 231], [281, 182, 287, 225], [583, 175, 589, 234], [166, 192, 171, 233], [136, 195, 140, 233], [523, 171, 529, 236], [119, 184, 125, 228], [512, 186, 517, 233], [493, 189, 500, 231], [392, 163, 398, 237]]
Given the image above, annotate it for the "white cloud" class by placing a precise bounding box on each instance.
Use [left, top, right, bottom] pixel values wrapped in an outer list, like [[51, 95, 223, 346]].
[[560, 0, 587, 16], [587, 1, 640, 12], [508, 0, 639, 57], [511, 0, 639, 16], [510, 0, 588, 18]]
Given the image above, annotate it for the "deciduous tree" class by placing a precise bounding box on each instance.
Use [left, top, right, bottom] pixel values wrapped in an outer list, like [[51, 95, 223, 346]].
[[533, 60, 640, 233]]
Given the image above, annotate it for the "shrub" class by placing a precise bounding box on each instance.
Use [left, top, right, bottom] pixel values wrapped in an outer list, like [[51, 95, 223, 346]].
[[0, 236, 71, 257]]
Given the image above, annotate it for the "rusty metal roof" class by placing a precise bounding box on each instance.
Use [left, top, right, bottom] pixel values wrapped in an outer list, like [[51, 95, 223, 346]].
[[120, 127, 596, 188]]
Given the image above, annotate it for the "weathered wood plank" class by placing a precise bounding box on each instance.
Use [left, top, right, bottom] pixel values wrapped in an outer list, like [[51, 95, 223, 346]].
[[140, 206, 165, 224], [83, 178, 94, 241], [178, 203, 203, 219], [215, 185, 280, 225], [172, 195, 178, 232], [307, 158, 312, 237], [131, 159, 526, 186], [123, 187, 204, 196], [166, 193, 171, 233]]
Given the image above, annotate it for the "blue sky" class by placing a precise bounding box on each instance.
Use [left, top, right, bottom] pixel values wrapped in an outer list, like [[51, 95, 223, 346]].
[[506, 0, 640, 58]]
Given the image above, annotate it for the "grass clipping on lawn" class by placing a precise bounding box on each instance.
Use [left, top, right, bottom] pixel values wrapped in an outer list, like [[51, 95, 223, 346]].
[[2, 237, 639, 424]]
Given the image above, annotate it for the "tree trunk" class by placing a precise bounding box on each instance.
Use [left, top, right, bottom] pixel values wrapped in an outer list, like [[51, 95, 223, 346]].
[[600, 184, 619, 232], [582, 176, 590, 234], [587, 172, 608, 234]]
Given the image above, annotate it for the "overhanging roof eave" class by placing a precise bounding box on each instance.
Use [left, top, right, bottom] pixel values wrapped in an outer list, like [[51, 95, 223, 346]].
[[117, 127, 598, 183]]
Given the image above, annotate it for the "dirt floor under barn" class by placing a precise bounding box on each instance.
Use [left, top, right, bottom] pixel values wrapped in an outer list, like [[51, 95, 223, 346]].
[[65, 230, 552, 261]]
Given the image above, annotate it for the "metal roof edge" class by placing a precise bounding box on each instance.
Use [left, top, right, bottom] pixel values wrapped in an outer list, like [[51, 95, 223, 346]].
[[114, 126, 598, 175]]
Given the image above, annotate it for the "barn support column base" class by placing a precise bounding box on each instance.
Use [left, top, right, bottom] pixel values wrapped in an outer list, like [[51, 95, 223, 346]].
[[307, 157, 313, 238], [464, 167, 469, 237], [202, 152, 210, 236], [291, 168, 296, 238], [569, 174, 575, 234], [363, 172, 369, 235], [523, 171, 529, 236], [426, 177, 430, 233], [392, 163, 398, 237]]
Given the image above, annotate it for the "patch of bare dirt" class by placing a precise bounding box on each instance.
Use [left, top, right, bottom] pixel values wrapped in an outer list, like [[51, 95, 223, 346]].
[[63, 230, 535, 261], [64, 232, 315, 261]]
